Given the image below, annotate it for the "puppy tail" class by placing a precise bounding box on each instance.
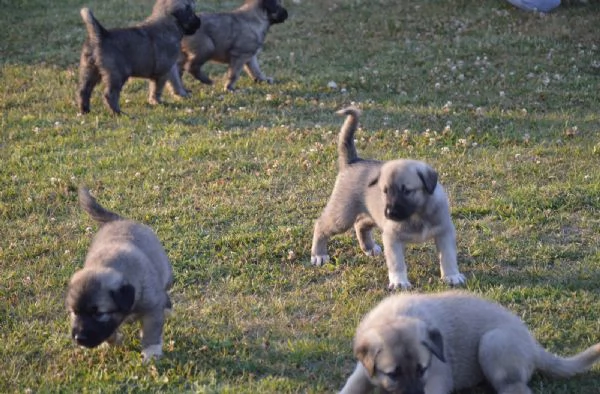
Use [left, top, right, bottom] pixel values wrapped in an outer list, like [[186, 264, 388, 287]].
[[535, 343, 600, 378], [80, 8, 107, 44], [78, 187, 122, 224], [336, 106, 361, 171]]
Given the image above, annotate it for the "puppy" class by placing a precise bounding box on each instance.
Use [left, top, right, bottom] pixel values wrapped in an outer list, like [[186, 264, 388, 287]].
[[66, 187, 173, 362], [310, 107, 465, 290], [77, 0, 201, 115], [340, 291, 600, 394], [167, 0, 288, 93]]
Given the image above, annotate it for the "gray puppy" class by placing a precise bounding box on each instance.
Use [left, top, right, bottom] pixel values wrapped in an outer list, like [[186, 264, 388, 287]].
[[167, 0, 288, 93], [340, 291, 600, 394], [310, 108, 465, 290], [66, 187, 173, 362], [77, 0, 201, 115]]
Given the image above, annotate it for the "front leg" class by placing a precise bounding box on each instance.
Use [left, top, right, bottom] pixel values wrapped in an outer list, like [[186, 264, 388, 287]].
[[140, 310, 165, 362], [243, 54, 273, 84], [434, 228, 465, 286], [339, 363, 375, 394], [148, 75, 169, 106], [225, 56, 250, 92], [354, 214, 382, 257], [166, 63, 189, 98], [382, 231, 410, 290]]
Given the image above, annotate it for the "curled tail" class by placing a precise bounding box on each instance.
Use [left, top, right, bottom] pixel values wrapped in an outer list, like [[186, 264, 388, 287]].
[[336, 106, 361, 171], [80, 8, 107, 44], [78, 187, 122, 224], [536, 343, 600, 378]]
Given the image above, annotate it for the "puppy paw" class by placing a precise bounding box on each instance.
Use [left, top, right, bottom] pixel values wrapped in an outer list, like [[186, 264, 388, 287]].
[[443, 273, 466, 286], [388, 280, 412, 291], [364, 244, 382, 257], [310, 254, 330, 266], [141, 344, 163, 363], [264, 77, 274, 84]]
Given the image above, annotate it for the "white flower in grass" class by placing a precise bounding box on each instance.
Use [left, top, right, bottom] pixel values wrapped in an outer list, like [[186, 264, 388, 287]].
[[135, 172, 141, 177], [153, 185, 160, 191], [457, 138, 467, 146], [471, 142, 478, 147], [440, 147, 450, 154]]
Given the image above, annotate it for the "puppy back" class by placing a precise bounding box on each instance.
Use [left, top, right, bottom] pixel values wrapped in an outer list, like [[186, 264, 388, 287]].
[[78, 187, 122, 224], [336, 106, 361, 171], [80, 8, 107, 44]]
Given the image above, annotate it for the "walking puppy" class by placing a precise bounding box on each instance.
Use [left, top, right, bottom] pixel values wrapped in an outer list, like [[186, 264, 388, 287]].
[[66, 187, 173, 362], [340, 291, 600, 394], [310, 107, 465, 290], [167, 0, 288, 93], [77, 0, 201, 115]]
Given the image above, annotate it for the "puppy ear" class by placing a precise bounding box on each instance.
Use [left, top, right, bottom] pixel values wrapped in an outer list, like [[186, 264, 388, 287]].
[[422, 327, 445, 363], [417, 166, 438, 195], [368, 175, 379, 188], [354, 333, 381, 377], [110, 283, 135, 313]]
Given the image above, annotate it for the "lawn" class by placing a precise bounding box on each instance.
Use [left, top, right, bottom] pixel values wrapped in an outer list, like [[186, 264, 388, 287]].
[[1, 0, 600, 392]]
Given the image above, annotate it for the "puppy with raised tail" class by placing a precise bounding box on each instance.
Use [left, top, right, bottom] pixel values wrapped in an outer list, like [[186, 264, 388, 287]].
[[167, 0, 288, 93], [310, 107, 465, 289], [340, 291, 600, 394], [77, 0, 201, 115], [66, 187, 173, 362]]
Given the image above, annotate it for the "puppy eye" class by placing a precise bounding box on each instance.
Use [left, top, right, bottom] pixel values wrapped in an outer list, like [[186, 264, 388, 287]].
[[383, 186, 388, 194], [386, 366, 402, 379], [416, 364, 426, 378]]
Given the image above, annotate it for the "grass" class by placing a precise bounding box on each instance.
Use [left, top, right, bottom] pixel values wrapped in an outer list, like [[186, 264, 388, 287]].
[[1, 0, 600, 392]]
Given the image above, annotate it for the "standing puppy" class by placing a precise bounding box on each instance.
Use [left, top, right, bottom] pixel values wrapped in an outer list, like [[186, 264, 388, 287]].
[[168, 0, 288, 93], [310, 108, 465, 290], [340, 291, 600, 394], [66, 187, 173, 362], [77, 0, 201, 115]]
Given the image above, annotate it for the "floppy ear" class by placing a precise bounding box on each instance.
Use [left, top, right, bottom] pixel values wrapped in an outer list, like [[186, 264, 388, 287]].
[[417, 166, 438, 195], [422, 327, 445, 363], [262, 0, 278, 13], [368, 175, 379, 188], [354, 333, 381, 377], [110, 283, 135, 312]]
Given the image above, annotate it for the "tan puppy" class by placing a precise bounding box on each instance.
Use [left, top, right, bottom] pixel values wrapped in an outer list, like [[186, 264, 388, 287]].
[[77, 0, 201, 115], [341, 291, 600, 394], [167, 0, 288, 93], [66, 187, 173, 362], [310, 108, 465, 289]]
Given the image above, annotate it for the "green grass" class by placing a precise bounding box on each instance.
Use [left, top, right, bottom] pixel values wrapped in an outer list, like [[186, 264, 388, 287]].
[[2, 0, 600, 392]]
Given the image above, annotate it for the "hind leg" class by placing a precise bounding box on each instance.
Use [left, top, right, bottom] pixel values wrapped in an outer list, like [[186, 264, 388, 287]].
[[77, 49, 101, 114], [478, 328, 536, 394], [354, 214, 381, 257], [311, 189, 360, 266]]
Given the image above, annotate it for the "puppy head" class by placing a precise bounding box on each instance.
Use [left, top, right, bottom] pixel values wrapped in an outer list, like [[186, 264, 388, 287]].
[[153, 0, 201, 35], [368, 160, 438, 222], [261, 0, 288, 25], [354, 318, 445, 394], [66, 268, 136, 348]]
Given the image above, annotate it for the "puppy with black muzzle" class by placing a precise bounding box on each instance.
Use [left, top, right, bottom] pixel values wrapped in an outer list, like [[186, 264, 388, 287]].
[[340, 291, 600, 394], [66, 187, 173, 362], [310, 107, 465, 290], [77, 0, 201, 115], [167, 0, 288, 93]]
